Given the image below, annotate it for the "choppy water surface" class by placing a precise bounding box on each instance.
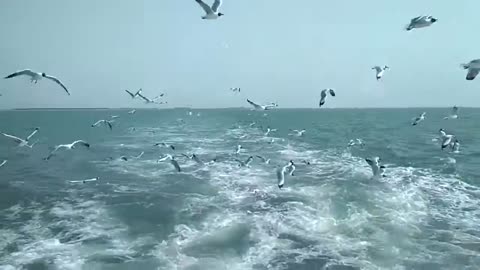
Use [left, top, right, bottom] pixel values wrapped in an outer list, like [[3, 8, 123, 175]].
[[1, 108, 480, 270]]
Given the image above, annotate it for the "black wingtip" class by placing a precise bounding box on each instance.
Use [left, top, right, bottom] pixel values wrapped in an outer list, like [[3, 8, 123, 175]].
[[278, 184, 283, 189]]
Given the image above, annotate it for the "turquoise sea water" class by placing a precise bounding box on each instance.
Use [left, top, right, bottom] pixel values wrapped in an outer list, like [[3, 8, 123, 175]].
[[0, 108, 479, 270]]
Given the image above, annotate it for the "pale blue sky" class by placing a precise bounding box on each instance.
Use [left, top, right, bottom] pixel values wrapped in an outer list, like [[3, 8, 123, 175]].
[[0, 0, 478, 109]]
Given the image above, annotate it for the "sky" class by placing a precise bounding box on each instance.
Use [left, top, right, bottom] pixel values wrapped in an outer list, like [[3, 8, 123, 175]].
[[0, 0, 479, 109]]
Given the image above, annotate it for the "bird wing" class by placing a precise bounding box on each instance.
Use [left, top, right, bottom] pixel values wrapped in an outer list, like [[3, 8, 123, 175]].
[[466, 69, 479, 80], [72, 140, 90, 148], [43, 75, 70, 95], [26, 128, 39, 141], [372, 66, 382, 72], [211, 0, 222, 12], [171, 160, 181, 172], [247, 99, 262, 109], [442, 136, 454, 149], [319, 90, 327, 107], [92, 120, 104, 127], [1, 133, 23, 143], [4, 69, 37, 79], [256, 155, 266, 162], [0, 160, 7, 167], [276, 167, 286, 188], [138, 93, 151, 102], [106, 121, 113, 130], [195, 0, 213, 14], [135, 151, 144, 159], [245, 156, 253, 165], [125, 90, 135, 98], [452, 106, 458, 114], [329, 89, 336, 97]]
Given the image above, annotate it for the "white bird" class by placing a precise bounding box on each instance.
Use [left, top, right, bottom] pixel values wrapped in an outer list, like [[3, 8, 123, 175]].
[[276, 160, 295, 189], [158, 154, 181, 172], [138, 93, 165, 104], [412, 112, 426, 126], [45, 140, 90, 160], [439, 129, 455, 150], [0, 160, 7, 168], [230, 87, 241, 93], [319, 89, 336, 107], [182, 153, 204, 165], [110, 115, 120, 119], [91, 119, 114, 130], [125, 89, 142, 99], [1, 127, 39, 148], [246, 99, 277, 110], [405, 15, 437, 31], [443, 106, 459, 120], [348, 138, 364, 147], [451, 139, 460, 153], [154, 142, 175, 150], [69, 177, 98, 184], [289, 129, 306, 137], [264, 127, 277, 136], [365, 157, 386, 177], [255, 155, 271, 164], [235, 145, 243, 154], [372, 66, 389, 81], [4, 69, 70, 95], [461, 59, 480, 80], [195, 0, 224, 20], [249, 122, 256, 127], [128, 109, 137, 115], [235, 156, 254, 167]]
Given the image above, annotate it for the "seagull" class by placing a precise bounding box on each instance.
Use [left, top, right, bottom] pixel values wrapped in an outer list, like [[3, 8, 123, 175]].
[[443, 106, 459, 120], [235, 145, 243, 154], [319, 89, 336, 107], [0, 160, 7, 168], [246, 99, 277, 110], [116, 151, 144, 161], [128, 109, 137, 115], [138, 93, 165, 104], [412, 112, 426, 126], [289, 129, 306, 137], [255, 155, 271, 164], [4, 69, 70, 95], [301, 160, 311, 165], [69, 177, 99, 184], [439, 129, 455, 150], [158, 154, 181, 172], [372, 66, 389, 80], [230, 87, 241, 93], [195, 0, 224, 20], [181, 153, 204, 165], [264, 127, 277, 136], [249, 122, 256, 127], [235, 156, 254, 167], [1, 127, 39, 148], [405, 15, 437, 31], [276, 160, 295, 189], [461, 59, 480, 80], [91, 119, 114, 130], [365, 157, 386, 177], [110, 115, 120, 119], [45, 140, 90, 160], [125, 89, 142, 99], [154, 142, 175, 150], [348, 138, 364, 147]]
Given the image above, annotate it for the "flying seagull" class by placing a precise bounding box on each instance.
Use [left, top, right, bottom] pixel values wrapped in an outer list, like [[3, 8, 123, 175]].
[[246, 99, 277, 110], [255, 155, 271, 164], [154, 142, 175, 150], [235, 156, 254, 167], [461, 59, 480, 80], [45, 140, 90, 160], [158, 154, 181, 172], [0, 160, 7, 168], [195, 0, 224, 20], [412, 112, 426, 126], [405, 16, 437, 31], [372, 66, 389, 80], [230, 87, 241, 93], [443, 106, 458, 120], [91, 119, 114, 130], [439, 129, 455, 150], [181, 153, 204, 165], [289, 129, 306, 137], [319, 89, 336, 107], [276, 160, 296, 189], [4, 69, 70, 95], [69, 177, 99, 184], [138, 93, 165, 104], [235, 145, 243, 154], [125, 89, 142, 99], [264, 127, 277, 136], [1, 127, 39, 148], [365, 157, 386, 177], [348, 138, 364, 147], [128, 109, 136, 114]]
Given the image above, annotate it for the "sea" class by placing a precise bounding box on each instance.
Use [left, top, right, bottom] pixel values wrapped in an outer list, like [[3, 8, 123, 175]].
[[0, 108, 479, 270]]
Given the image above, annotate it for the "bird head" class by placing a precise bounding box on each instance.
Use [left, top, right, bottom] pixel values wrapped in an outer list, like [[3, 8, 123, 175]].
[[218, 13, 224, 17], [430, 17, 437, 23], [41, 73, 46, 77]]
